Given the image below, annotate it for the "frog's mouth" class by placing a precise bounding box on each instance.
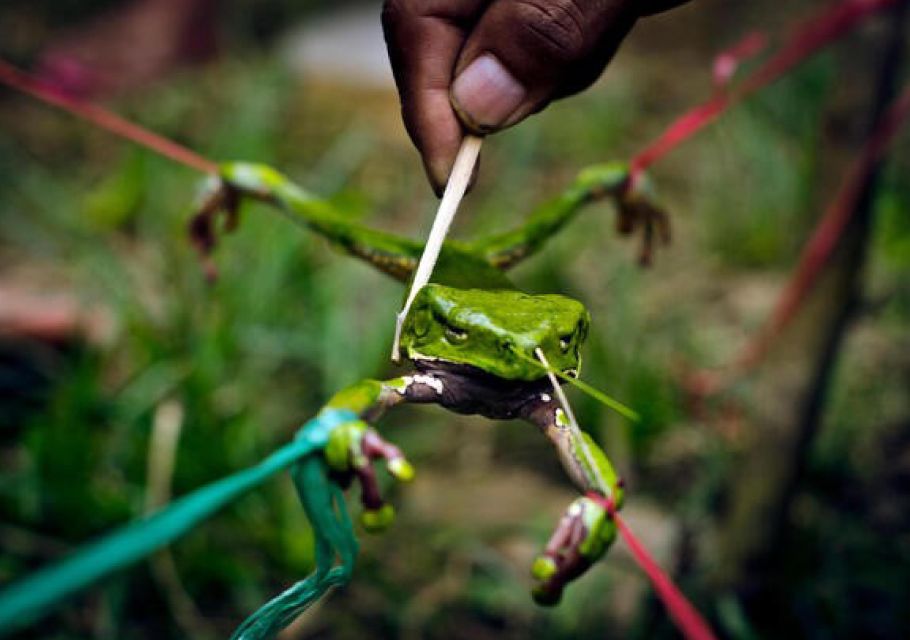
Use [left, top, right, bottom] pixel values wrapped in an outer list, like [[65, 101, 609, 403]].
[[407, 357, 564, 422], [410, 346, 637, 425], [411, 351, 577, 385], [408, 348, 597, 433]]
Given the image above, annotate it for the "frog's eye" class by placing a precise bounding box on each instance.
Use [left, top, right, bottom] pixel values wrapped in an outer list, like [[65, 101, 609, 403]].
[[444, 324, 468, 344], [559, 333, 574, 353], [577, 319, 588, 340]]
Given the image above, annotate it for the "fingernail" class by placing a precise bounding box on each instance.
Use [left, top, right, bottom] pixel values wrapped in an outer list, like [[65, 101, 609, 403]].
[[425, 158, 450, 197], [451, 54, 526, 131]]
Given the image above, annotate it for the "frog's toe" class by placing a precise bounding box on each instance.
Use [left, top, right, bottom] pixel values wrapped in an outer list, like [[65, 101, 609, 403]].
[[361, 429, 415, 484], [361, 503, 395, 533], [531, 554, 558, 582], [323, 422, 414, 533], [387, 456, 415, 482]]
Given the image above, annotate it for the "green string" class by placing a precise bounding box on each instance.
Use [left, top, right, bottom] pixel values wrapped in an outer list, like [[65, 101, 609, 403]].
[[0, 408, 358, 637], [230, 455, 359, 639]]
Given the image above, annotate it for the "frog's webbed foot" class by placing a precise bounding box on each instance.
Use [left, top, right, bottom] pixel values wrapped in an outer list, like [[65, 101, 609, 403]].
[[323, 419, 415, 533], [531, 493, 617, 606], [615, 181, 671, 267], [188, 177, 241, 281]]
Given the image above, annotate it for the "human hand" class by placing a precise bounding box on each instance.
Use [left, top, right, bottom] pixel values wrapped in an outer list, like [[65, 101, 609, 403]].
[[382, 0, 691, 194]]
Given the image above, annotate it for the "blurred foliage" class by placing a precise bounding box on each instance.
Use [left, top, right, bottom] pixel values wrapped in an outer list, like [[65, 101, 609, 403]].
[[0, 1, 909, 639], [695, 55, 836, 267]]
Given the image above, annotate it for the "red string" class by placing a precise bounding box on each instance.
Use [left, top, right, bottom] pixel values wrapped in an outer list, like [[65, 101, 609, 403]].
[[630, 0, 899, 179], [712, 32, 768, 91], [585, 493, 717, 640], [736, 83, 910, 368], [614, 514, 717, 640], [0, 59, 218, 175]]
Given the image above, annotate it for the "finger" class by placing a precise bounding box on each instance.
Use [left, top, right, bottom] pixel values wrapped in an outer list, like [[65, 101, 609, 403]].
[[450, 0, 639, 134], [382, 0, 489, 194]]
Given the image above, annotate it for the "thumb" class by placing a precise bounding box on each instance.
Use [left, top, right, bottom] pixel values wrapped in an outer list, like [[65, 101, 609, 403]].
[[450, 0, 638, 134]]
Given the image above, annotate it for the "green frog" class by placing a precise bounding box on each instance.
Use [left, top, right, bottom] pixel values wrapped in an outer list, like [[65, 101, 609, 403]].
[[192, 159, 668, 604]]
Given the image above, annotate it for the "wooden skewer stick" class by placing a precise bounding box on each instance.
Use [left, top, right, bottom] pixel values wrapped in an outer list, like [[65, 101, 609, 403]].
[[535, 347, 608, 494], [391, 134, 484, 361]]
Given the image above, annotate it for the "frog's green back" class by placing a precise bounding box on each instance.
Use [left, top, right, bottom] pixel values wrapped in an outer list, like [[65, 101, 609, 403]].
[[428, 243, 516, 290]]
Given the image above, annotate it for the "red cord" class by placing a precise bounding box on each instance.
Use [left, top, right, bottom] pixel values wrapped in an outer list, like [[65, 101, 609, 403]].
[[585, 492, 717, 640], [737, 83, 910, 368], [713, 32, 768, 90], [0, 59, 218, 174], [613, 513, 718, 640], [630, 0, 899, 179]]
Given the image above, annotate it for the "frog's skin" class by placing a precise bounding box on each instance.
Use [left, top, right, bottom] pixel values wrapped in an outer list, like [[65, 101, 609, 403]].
[[192, 160, 666, 605]]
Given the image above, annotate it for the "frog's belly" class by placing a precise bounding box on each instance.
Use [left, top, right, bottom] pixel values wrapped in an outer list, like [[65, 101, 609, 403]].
[[412, 361, 550, 420]]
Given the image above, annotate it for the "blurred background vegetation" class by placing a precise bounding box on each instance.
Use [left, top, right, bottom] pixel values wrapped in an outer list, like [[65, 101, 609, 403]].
[[0, 0, 908, 638]]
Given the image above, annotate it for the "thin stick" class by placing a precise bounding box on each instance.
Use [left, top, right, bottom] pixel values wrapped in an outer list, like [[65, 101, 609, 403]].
[[391, 135, 483, 360], [508, 345, 640, 421], [535, 347, 607, 494]]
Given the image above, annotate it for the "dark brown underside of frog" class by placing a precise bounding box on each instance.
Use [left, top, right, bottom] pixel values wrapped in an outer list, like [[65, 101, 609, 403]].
[[409, 359, 560, 422]]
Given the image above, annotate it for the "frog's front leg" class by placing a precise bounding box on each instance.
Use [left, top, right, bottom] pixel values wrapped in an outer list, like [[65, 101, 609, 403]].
[[530, 494, 616, 605], [522, 399, 625, 604], [313, 374, 446, 531], [322, 418, 412, 532]]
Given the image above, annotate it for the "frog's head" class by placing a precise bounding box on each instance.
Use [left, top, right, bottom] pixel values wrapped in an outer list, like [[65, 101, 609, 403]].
[[399, 284, 590, 381]]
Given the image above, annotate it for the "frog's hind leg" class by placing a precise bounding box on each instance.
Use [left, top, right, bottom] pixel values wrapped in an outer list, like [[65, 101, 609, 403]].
[[469, 162, 670, 269], [190, 163, 424, 282]]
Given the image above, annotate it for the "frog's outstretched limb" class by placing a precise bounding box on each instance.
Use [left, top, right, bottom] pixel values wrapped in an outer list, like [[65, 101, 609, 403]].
[[191, 163, 426, 282], [190, 161, 670, 284], [469, 162, 671, 268], [522, 401, 625, 604]]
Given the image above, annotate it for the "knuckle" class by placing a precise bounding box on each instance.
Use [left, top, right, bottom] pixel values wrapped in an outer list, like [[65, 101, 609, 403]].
[[513, 0, 593, 63], [382, 0, 448, 31]]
